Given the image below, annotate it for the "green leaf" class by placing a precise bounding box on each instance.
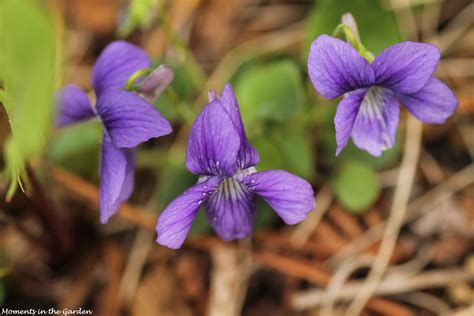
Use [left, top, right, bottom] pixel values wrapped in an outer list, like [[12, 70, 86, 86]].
[[49, 122, 101, 177], [1, 0, 56, 197], [235, 60, 304, 128], [254, 199, 278, 230], [156, 151, 197, 209], [250, 127, 315, 180], [305, 0, 400, 55], [189, 209, 211, 235], [333, 160, 379, 213], [273, 128, 315, 179], [249, 135, 286, 172]]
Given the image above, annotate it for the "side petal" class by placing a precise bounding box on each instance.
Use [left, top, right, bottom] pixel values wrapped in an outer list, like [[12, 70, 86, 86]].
[[55, 85, 95, 127], [99, 135, 135, 223], [92, 41, 150, 95], [185, 100, 241, 177], [308, 35, 374, 99], [373, 42, 440, 94], [351, 87, 400, 157], [398, 78, 458, 124], [205, 178, 256, 241], [156, 176, 222, 249], [96, 90, 172, 148], [334, 88, 368, 156], [218, 84, 260, 169], [242, 170, 315, 225]]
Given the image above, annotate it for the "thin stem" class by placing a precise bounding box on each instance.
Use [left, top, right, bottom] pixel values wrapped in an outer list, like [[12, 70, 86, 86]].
[[332, 24, 374, 63], [344, 116, 423, 316], [125, 68, 151, 91]]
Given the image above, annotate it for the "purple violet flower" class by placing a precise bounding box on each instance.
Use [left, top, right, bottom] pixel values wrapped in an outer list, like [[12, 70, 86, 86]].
[[56, 41, 173, 223], [308, 35, 458, 156], [155, 84, 315, 249]]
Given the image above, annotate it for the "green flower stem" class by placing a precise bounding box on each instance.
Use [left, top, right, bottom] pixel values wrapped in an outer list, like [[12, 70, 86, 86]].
[[156, 10, 206, 86], [125, 68, 152, 91], [332, 24, 374, 63]]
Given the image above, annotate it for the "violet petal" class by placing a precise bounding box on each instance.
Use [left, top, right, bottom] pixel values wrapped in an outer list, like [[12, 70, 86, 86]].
[[351, 87, 400, 157], [334, 88, 368, 155], [205, 178, 256, 241], [217, 84, 260, 169], [156, 176, 222, 249], [185, 100, 241, 177], [372, 41, 440, 94], [96, 90, 172, 149], [308, 35, 374, 99], [55, 84, 95, 127], [92, 41, 150, 96], [398, 78, 458, 124], [242, 170, 314, 225], [99, 135, 135, 223]]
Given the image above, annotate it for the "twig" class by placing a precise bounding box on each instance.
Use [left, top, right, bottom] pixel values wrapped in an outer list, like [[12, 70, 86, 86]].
[[328, 206, 363, 239], [344, 116, 423, 315], [255, 252, 330, 286], [194, 21, 305, 108], [291, 184, 332, 246], [389, 0, 418, 41], [207, 240, 255, 316], [118, 228, 154, 307], [435, 2, 474, 54], [399, 292, 452, 315], [446, 305, 474, 316], [52, 167, 156, 230], [321, 256, 373, 316], [292, 268, 474, 310], [420, 149, 444, 185], [326, 163, 474, 268], [420, 0, 441, 42]]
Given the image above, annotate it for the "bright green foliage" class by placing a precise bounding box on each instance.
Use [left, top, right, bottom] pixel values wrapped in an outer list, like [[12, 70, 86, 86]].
[[157, 151, 197, 209], [333, 160, 380, 213], [0, 0, 56, 198], [235, 60, 304, 128], [272, 128, 315, 179], [118, 0, 160, 37], [49, 122, 102, 177]]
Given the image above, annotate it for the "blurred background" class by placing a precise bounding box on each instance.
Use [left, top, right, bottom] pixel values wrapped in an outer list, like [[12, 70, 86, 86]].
[[0, 0, 473, 315]]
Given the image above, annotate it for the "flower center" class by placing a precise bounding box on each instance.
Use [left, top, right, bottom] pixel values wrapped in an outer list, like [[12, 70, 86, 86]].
[[197, 167, 256, 203], [358, 86, 394, 149]]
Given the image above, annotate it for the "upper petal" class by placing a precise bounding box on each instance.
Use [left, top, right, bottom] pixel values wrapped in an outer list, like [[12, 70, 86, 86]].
[[216, 84, 260, 169], [55, 84, 95, 127], [156, 176, 221, 249], [398, 78, 458, 124], [351, 87, 400, 157], [242, 170, 315, 225], [205, 177, 256, 241], [92, 41, 150, 96], [99, 135, 135, 223], [308, 35, 375, 99], [185, 100, 241, 177], [96, 90, 172, 148], [334, 88, 368, 156], [372, 42, 440, 94]]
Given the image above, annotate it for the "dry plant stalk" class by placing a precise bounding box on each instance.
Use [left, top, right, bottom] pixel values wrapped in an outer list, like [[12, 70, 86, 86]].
[[344, 116, 423, 315], [208, 239, 254, 316]]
